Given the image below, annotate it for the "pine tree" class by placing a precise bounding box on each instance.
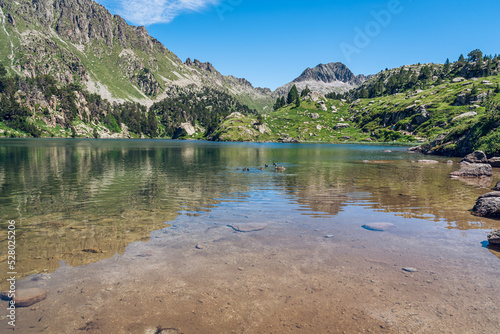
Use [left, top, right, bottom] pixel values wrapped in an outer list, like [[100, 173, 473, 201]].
[[295, 95, 301, 108], [458, 54, 465, 65], [300, 85, 311, 97], [287, 85, 299, 104], [273, 98, 280, 110], [419, 65, 431, 81], [467, 49, 483, 63], [443, 58, 450, 74]]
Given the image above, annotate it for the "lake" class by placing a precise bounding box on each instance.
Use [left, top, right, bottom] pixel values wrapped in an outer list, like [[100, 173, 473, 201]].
[[1, 139, 499, 333]]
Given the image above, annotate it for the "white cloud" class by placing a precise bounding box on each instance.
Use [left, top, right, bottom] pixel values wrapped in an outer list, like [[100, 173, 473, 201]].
[[99, 0, 222, 26]]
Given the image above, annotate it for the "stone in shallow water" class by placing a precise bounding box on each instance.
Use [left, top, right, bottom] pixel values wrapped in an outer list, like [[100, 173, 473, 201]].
[[417, 160, 439, 164], [227, 223, 266, 233], [362, 223, 395, 232], [402, 267, 418, 273], [0, 288, 47, 307], [324, 235, 335, 239], [450, 163, 493, 178], [488, 230, 500, 246], [472, 192, 500, 217]]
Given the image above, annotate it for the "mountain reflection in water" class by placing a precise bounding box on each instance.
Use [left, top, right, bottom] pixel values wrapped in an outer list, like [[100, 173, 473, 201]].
[[1, 139, 499, 288]]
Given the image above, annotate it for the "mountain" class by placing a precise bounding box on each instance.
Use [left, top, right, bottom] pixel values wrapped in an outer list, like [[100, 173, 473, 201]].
[[0, 0, 274, 111], [275, 62, 370, 96]]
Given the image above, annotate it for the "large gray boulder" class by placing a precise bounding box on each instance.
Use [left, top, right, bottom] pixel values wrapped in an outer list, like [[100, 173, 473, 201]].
[[460, 151, 488, 164], [454, 93, 468, 106], [472, 192, 500, 217], [452, 112, 477, 122], [450, 163, 492, 178], [413, 106, 430, 125], [488, 230, 500, 246], [334, 123, 350, 130]]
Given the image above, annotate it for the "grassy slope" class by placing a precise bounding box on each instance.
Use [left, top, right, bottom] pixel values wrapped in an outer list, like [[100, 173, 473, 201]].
[[205, 75, 500, 154]]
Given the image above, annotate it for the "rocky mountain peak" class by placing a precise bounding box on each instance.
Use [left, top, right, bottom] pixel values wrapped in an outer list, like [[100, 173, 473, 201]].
[[294, 62, 364, 86], [275, 62, 369, 96]]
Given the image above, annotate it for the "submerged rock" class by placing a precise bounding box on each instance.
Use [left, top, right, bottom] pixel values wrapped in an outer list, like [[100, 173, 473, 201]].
[[402, 267, 418, 273], [0, 288, 47, 307], [362, 223, 395, 231], [493, 180, 500, 191], [488, 230, 500, 246], [417, 160, 439, 164], [450, 163, 492, 178], [472, 192, 500, 217]]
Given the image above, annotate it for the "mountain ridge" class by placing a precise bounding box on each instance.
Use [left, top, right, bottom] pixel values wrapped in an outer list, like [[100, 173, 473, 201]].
[[275, 62, 370, 97], [0, 0, 275, 111]]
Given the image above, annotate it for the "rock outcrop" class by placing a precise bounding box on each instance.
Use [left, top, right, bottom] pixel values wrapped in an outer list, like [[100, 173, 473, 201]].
[[450, 163, 493, 178], [472, 192, 500, 217]]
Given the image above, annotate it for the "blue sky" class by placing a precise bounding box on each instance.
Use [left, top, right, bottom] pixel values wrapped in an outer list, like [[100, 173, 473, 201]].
[[96, 0, 500, 90]]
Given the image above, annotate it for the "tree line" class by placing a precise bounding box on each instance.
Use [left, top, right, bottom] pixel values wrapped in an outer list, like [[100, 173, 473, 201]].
[[0, 64, 256, 138]]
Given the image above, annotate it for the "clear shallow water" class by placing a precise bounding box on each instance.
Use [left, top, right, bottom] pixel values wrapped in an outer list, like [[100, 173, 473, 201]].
[[1, 138, 499, 288]]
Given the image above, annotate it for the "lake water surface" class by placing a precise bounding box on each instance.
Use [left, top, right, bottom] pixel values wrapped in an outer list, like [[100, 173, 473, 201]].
[[1, 139, 499, 333]]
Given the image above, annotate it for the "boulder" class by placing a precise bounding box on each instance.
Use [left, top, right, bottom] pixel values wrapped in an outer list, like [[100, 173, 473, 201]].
[[460, 151, 488, 164], [452, 77, 465, 83], [0, 288, 47, 307], [471, 92, 488, 103], [253, 123, 271, 135], [493, 180, 500, 191], [280, 137, 300, 143], [450, 163, 492, 178], [472, 192, 500, 217], [408, 146, 423, 153], [454, 93, 468, 106], [334, 123, 350, 130], [309, 113, 320, 120], [413, 106, 430, 125], [488, 157, 500, 167], [303, 91, 326, 102], [488, 230, 500, 246], [452, 112, 477, 122]]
